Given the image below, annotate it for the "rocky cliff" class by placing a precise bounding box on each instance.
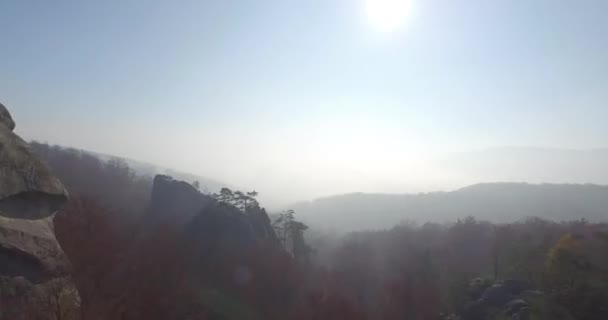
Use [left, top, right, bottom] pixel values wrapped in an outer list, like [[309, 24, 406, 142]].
[[0, 103, 78, 320], [78, 175, 287, 320], [150, 175, 277, 243]]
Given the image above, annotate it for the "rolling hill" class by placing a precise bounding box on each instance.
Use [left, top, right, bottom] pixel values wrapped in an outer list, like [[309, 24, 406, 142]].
[[292, 183, 608, 232]]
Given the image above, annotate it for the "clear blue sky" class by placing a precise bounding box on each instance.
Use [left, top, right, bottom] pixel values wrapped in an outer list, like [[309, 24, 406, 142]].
[[1, 0, 607, 205]]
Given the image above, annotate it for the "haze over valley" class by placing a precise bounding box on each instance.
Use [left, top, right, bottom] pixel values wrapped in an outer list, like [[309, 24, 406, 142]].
[[2, 1, 608, 319]]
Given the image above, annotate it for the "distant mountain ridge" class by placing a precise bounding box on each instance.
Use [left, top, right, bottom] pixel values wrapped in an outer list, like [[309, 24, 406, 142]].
[[292, 182, 608, 232]]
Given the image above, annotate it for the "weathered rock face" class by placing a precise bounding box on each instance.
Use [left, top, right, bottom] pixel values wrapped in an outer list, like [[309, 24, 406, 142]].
[[150, 174, 277, 242], [147, 175, 213, 225], [0, 103, 78, 319], [146, 175, 277, 249], [0, 103, 67, 219], [0, 217, 70, 282], [0, 104, 15, 131], [0, 276, 79, 320]]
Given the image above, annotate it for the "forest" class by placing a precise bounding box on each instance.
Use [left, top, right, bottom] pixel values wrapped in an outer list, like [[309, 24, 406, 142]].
[[29, 142, 608, 320]]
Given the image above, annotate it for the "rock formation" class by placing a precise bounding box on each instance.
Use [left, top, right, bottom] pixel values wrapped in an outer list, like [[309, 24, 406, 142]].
[[459, 278, 536, 320], [0, 103, 78, 320], [144, 175, 279, 266], [150, 175, 277, 242], [80, 175, 286, 319], [147, 174, 214, 225]]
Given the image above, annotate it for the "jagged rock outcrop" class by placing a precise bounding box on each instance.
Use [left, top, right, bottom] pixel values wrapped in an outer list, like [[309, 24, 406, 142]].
[[147, 175, 213, 225], [148, 175, 276, 241], [0, 104, 67, 220], [0, 217, 70, 281], [461, 279, 536, 320], [84, 175, 285, 320], [0, 103, 78, 319]]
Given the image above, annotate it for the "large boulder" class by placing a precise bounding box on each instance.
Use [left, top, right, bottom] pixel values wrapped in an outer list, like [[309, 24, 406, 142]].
[[0, 103, 78, 319], [462, 279, 535, 320], [0, 216, 70, 281], [468, 277, 492, 300], [505, 299, 529, 316], [0, 103, 67, 219]]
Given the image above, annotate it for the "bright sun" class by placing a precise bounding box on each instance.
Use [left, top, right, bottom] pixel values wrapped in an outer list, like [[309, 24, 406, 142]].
[[365, 0, 413, 33]]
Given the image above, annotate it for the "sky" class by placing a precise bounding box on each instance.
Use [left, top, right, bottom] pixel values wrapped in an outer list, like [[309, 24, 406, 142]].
[[1, 0, 608, 207]]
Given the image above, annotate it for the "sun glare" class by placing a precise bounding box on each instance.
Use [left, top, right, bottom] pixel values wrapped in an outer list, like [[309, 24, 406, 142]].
[[365, 0, 413, 33]]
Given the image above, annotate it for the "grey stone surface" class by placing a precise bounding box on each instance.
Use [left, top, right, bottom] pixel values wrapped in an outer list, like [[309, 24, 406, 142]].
[[0, 103, 78, 319], [0, 216, 70, 282], [0, 103, 15, 131], [0, 104, 67, 219]]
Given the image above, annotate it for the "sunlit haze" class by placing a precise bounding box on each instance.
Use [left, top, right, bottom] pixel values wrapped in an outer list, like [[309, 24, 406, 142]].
[[365, 0, 413, 32], [2, 0, 608, 208]]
